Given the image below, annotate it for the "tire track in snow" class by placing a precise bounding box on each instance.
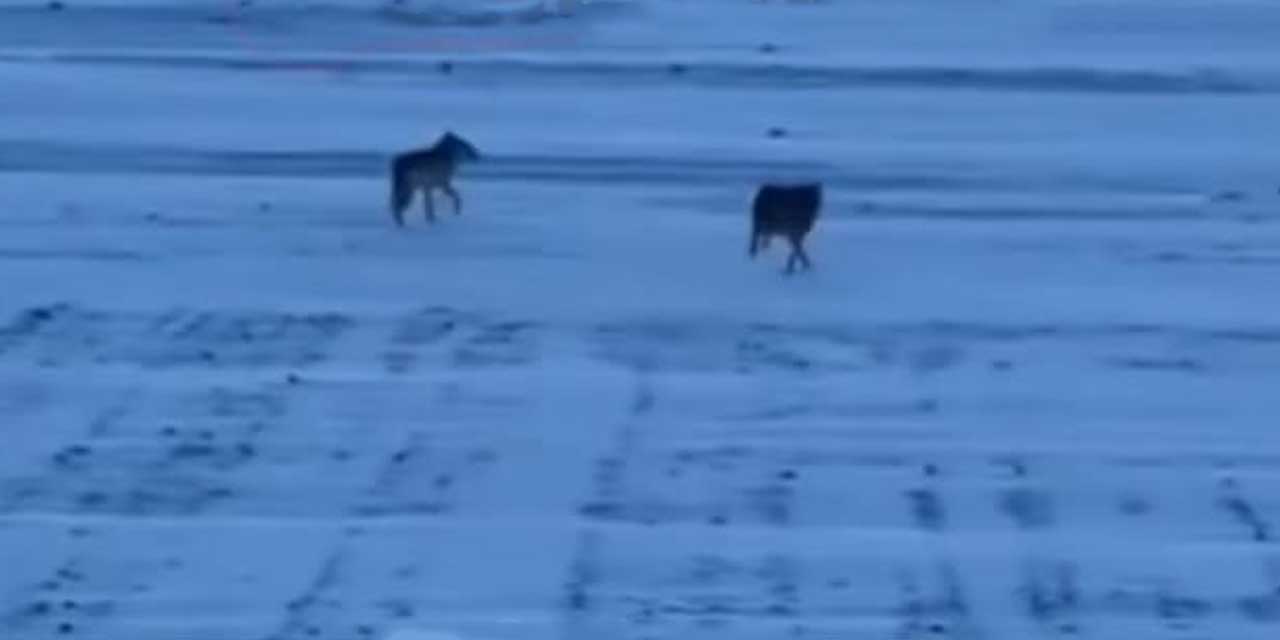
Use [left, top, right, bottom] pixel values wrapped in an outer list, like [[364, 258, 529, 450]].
[[563, 369, 653, 636]]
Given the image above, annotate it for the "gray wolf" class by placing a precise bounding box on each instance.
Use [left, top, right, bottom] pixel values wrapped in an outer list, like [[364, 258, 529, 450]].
[[389, 131, 481, 227], [748, 182, 822, 274]]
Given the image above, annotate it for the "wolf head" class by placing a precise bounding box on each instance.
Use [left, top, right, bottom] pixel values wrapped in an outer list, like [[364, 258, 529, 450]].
[[439, 131, 481, 163]]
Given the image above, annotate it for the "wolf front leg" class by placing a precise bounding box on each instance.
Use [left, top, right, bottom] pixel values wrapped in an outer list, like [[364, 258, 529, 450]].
[[785, 235, 812, 273], [797, 245, 813, 271], [442, 184, 462, 215]]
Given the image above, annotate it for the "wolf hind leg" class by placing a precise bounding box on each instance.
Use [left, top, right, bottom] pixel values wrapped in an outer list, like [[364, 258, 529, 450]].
[[422, 188, 436, 223], [392, 200, 406, 227], [390, 177, 411, 227]]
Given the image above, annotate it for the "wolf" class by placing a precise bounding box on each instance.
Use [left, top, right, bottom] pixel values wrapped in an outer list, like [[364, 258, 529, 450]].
[[748, 182, 822, 274], [389, 131, 482, 227]]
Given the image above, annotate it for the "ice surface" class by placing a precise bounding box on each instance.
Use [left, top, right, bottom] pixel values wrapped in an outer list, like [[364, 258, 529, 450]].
[[2, 1, 1280, 639]]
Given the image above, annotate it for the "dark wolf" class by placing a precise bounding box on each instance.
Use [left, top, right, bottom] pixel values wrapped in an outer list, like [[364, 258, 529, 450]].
[[748, 182, 822, 274], [389, 131, 482, 227]]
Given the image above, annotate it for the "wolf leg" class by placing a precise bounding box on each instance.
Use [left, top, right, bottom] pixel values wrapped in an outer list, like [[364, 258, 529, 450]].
[[390, 174, 408, 227], [422, 188, 436, 223], [443, 184, 462, 215], [788, 236, 812, 272], [784, 236, 805, 274]]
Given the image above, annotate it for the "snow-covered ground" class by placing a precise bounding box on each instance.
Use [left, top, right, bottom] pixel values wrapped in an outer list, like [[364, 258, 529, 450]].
[[3, 1, 1280, 639]]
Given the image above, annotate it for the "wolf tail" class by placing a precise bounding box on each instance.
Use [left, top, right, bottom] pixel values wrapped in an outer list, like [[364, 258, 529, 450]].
[[390, 155, 413, 225]]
